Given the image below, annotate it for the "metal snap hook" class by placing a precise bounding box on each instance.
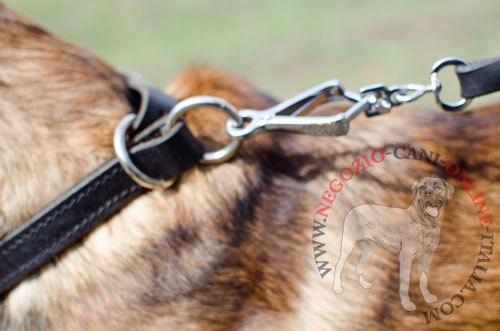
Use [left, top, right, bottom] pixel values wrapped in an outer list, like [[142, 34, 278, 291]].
[[430, 57, 472, 111]]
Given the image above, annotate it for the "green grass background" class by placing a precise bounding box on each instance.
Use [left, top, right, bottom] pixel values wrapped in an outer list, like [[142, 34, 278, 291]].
[[5, 0, 500, 107]]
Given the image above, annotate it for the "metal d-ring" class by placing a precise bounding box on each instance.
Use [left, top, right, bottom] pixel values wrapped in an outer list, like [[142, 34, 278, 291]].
[[430, 57, 472, 111], [114, 113, 177, 189], [163, 96, 243, 164]]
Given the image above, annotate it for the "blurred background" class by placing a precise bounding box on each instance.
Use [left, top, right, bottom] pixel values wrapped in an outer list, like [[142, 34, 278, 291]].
[[6, 0, 500, 108]]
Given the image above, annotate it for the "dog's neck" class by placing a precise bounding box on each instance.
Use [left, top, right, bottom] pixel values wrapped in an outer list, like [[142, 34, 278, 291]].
[[0, 5, 282, 329]]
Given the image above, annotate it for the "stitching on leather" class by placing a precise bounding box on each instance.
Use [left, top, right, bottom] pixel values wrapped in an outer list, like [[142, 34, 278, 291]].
[[1, 167, 121, 256], [0, 184, 139, 289]]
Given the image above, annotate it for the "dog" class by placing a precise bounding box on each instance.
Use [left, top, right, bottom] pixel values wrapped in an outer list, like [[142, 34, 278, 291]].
[[333, 177, 454, 311], [0, 4, 499, 330]]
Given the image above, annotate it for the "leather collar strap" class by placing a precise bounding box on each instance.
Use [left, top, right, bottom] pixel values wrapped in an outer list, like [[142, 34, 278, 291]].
[[456, 56, 500, 98], [0, 81, 204, 299]]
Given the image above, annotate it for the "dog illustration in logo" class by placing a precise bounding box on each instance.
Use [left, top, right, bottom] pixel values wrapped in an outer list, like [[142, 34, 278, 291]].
[[332, 177, 454, 311]]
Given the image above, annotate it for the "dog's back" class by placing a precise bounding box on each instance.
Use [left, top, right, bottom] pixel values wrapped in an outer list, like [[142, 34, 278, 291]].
[[0, 4, 499, 330]]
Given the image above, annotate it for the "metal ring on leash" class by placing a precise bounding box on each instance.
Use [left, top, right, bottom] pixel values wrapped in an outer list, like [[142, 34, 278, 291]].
[[430, 57, 472, 111], [163, 96, 243, 164], [114, 113, 177, 189]]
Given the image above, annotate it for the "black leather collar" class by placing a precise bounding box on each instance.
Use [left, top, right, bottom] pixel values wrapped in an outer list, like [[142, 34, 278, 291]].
[[0, 76, 204, 299]]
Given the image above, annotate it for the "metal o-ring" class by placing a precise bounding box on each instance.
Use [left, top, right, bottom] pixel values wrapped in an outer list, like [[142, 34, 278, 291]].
[[114, 113, 177, 189], [163, 96, 243, 164], [430, 57, 471, 111]]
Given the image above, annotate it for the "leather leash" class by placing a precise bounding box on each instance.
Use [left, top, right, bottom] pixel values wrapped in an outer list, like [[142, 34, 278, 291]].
[[0, 56, 499, 299], [456, 57, 500, 98]]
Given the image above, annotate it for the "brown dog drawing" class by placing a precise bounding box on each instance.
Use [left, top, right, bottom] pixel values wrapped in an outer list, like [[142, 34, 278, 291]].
[[333, 177, 454, 311]]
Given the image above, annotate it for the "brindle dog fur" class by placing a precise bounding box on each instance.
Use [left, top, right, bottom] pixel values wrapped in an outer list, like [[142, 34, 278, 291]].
[[0, 4, 499, 331]]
